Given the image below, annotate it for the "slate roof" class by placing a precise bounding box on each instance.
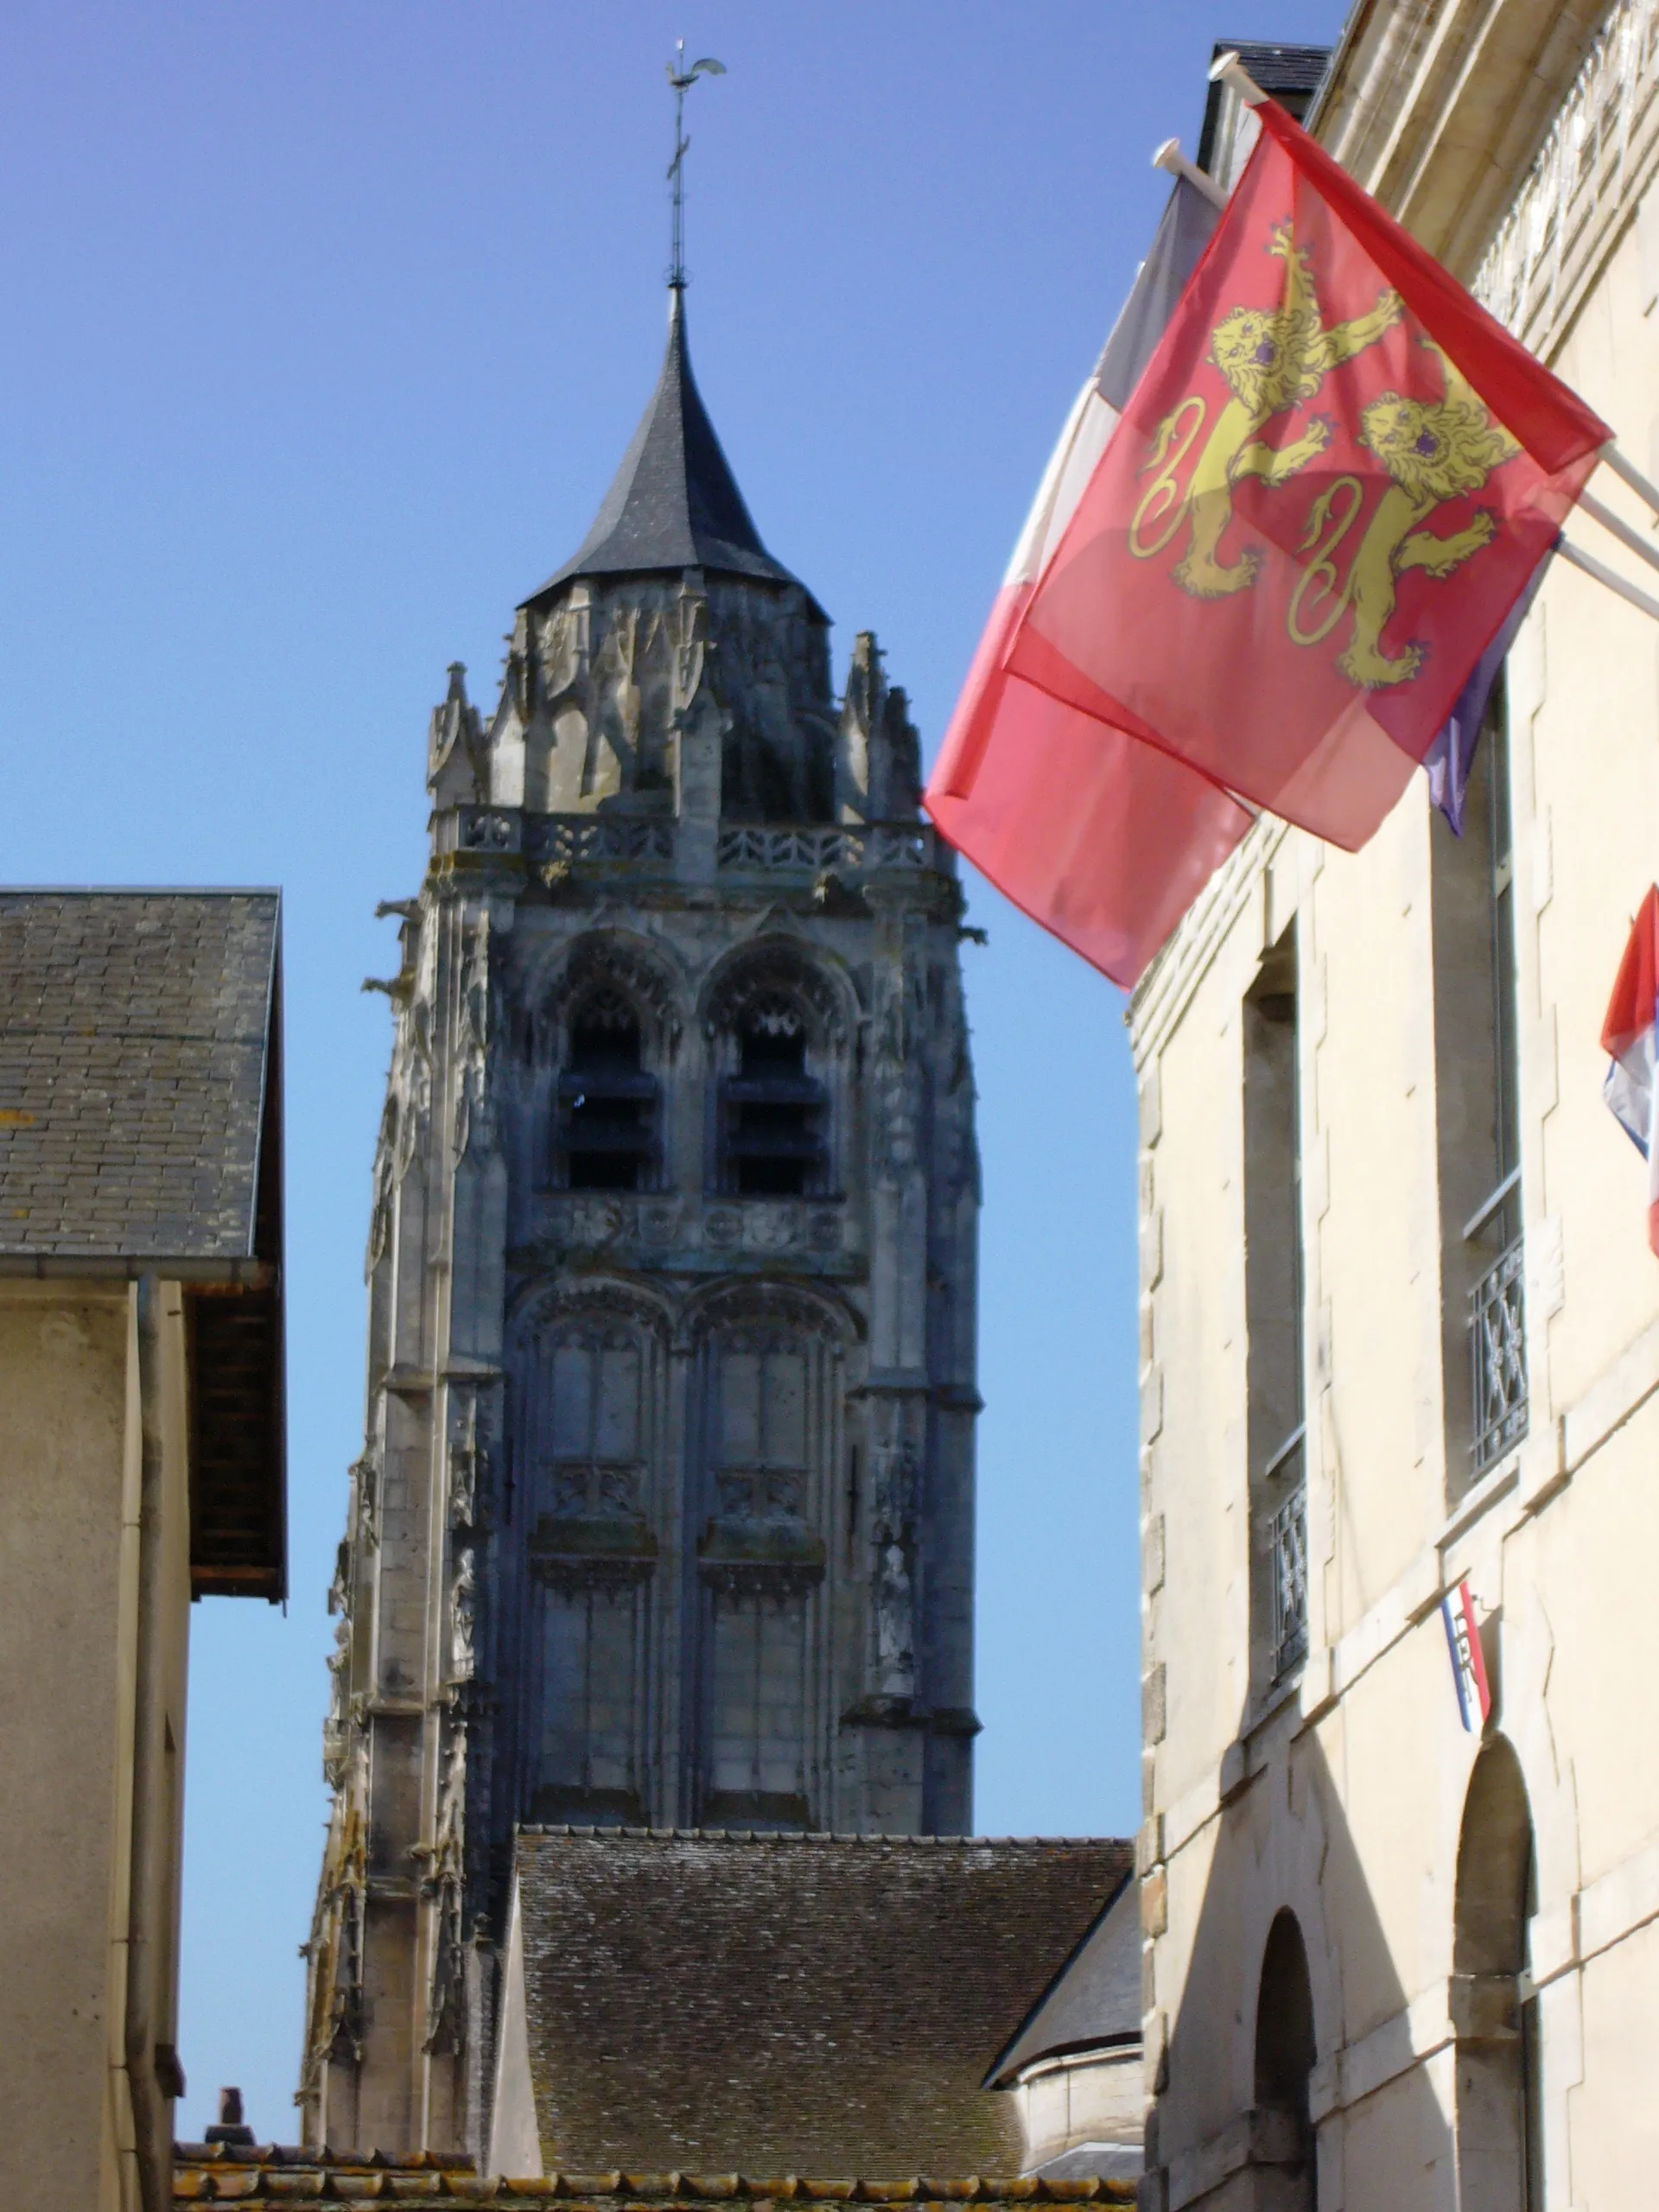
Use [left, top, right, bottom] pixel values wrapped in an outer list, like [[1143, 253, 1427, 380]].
[[170, 2150, 1135, 2203], [526, 296, 806, 606], [1196, 41, 1330, 174], [0, 890, 279, 1273], [512, 1829, 1134, 2178]]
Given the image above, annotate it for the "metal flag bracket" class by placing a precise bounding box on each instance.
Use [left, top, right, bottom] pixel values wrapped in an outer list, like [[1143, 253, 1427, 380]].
[[1558, 535, 1659, 625], [1564, 446, 1659, 623], [1209, 50, 1267, 104], [1151, 138, 1229, 212]]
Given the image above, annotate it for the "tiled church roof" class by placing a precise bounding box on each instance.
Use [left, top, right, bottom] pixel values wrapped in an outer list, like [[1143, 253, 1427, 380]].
[[511, 1830, 1135, 2178], [172, 2152, 1136, 2204]]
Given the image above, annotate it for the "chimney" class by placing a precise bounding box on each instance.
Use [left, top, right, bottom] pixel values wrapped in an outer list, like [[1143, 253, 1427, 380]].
[[205, 2087, 256, 2147]]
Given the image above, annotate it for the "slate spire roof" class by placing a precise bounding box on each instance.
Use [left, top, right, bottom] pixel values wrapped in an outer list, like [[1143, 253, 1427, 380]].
[[527, 291, 803, 604]]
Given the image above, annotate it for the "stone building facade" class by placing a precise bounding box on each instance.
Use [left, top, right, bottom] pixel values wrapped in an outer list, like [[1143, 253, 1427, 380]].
[[300, 296, 981, 2158], [1136, 8, 1659, 2209]]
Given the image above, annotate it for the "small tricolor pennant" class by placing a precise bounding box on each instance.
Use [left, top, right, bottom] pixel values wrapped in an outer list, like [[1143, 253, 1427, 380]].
[[1600, 885, 1659, 1255], [1441, 1578, 1491, 1732]]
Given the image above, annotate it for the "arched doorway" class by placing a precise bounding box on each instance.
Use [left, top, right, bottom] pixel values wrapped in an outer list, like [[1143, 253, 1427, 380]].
[[1254, 1908, 1317, 2210], [1452, 1735, 1541, 2210]]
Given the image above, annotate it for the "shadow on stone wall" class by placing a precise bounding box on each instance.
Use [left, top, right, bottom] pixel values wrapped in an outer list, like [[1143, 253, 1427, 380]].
[[1149, 1728, 1455, 2210]]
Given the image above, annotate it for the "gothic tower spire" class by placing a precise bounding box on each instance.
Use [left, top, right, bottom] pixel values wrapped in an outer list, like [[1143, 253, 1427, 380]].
[[302, 220, 979, 2167], [528, 293, 804, 602]]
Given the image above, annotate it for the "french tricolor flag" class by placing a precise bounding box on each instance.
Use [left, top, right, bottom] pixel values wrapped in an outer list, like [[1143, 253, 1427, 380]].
[[925, 168, 1254, 989], [1441, 1579, 1491, 1733], [1600, 885, 1659, 1256]]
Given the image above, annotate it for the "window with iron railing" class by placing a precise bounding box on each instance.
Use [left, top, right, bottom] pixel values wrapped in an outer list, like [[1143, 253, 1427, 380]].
[[1431, 683, 1527, 1491], [1266, 1425, 1308, 1681], [1244, 925, 1307, 1691], [1469, 1172, 1527, 1472]]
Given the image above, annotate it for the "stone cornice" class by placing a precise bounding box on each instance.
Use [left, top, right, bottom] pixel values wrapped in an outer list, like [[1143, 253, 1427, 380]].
[[1315, 0, 1615, 279], [1126, 817, 1287, 1073], [1473, 0, 1659, 358]]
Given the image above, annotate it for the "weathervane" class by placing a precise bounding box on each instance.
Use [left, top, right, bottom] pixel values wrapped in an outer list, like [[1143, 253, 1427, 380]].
[[666, 41, 725, 292]]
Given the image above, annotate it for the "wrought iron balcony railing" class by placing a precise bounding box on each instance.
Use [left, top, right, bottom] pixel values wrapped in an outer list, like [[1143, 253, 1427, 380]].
[[1471, 1230, 1529, 1473], [1267, 1425, 1308, 1681]]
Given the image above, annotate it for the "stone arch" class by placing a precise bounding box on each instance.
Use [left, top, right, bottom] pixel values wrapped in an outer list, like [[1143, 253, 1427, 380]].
[[508, 1272, 675, 1345], [1452, 1735, 1540, 2212], [522, 934, 685, 1194], [680, 1274, 861, 1352], [698, 936, 857, 1052], [1253, 1908, 1316, 2209], [532, 930, 686, 1065]]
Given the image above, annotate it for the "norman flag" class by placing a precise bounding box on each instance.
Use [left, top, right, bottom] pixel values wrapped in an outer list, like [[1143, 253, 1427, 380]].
[[926, 173, 1254, 989], [1601, 885, 1659, 1255], [1007, 95, 1611, 855]]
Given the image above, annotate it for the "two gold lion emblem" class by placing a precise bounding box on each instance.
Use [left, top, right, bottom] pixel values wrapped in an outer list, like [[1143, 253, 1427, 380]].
[[1129, 223, 1520, 690]]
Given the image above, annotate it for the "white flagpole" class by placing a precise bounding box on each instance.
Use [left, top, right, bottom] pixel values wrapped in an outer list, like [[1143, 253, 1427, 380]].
[[1580, 489, 1659, 575], [1559, 535, 1659, 625], [1599, 441, 1659, 521], [1152, 138, 1229, 211]]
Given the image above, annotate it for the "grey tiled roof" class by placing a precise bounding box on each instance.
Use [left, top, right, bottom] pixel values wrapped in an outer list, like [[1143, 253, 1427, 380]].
[[513, 1828, 1133, 2177], [0, 890, 279, 1266]]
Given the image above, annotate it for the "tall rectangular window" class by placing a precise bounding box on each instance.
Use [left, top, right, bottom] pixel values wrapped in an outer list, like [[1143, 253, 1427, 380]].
[[1432, 691, 1527, 1494], [1244, 926, 1306, 1688]]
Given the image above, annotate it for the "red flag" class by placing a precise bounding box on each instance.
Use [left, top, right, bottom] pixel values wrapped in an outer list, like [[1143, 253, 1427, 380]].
[[1008, 98, 1611, 852], [926, 175, 1253, 988]]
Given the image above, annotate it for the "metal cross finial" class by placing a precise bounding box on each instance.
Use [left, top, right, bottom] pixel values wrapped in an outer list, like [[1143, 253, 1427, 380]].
[[666, 41, 726, 292]]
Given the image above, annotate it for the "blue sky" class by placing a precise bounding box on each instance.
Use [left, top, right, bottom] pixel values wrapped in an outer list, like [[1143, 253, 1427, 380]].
[[0, 0, 1344, 2144]]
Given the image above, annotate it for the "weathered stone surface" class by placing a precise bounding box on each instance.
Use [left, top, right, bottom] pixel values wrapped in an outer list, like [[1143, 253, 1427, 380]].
[[301, 308, 980, 2162]]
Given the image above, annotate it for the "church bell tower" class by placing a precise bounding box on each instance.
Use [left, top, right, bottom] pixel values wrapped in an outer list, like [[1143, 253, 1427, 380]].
[[300, 291, 981, 2155]]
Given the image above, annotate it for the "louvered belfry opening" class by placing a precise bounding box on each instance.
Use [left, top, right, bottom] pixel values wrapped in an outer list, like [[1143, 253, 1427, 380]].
[[720, 999, 826, 1197], [557, 994, 657, 1192]]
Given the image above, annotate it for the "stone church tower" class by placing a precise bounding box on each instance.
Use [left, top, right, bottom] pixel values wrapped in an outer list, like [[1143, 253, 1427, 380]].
[[300, 294, 981, 2155]]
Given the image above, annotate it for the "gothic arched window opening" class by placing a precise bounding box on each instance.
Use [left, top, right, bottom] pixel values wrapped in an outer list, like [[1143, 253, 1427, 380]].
[[714, 1332, 809, 1526], [719, 997, 827, 1197], [524, 1312, 658, 1827], [556, 991, 658, 1192]]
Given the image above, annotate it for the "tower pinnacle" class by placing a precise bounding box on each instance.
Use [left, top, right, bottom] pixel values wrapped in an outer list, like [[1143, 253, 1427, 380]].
[[665, 42, 725, 293]]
